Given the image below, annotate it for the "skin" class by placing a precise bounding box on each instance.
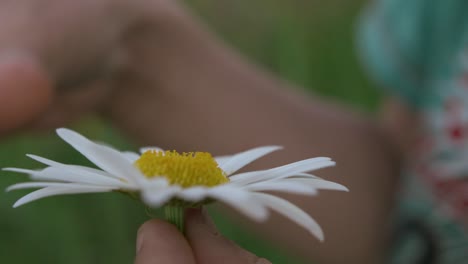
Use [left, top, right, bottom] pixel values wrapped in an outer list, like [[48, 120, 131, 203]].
[[0, 0, 418, 263], [135, 209, 271, 264]]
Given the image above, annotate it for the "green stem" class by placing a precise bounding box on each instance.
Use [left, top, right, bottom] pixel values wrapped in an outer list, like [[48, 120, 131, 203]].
[[164, 205, 185, 233]]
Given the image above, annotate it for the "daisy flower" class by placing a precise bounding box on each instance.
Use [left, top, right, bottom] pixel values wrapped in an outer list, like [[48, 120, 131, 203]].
[[4, 128, 347, 241]]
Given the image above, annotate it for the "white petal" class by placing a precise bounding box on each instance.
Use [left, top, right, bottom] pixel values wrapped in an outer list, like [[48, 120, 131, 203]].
[[292, 173, 323, 179], [245, 180, 318, 195], [2, 168, 38, 174], [176, 186, 209, 201], [24, 155, 119, 182], [206, 185, 269, 221], [230, 157, 335, 185], [291, 178, 349, 192], [251, 192, 324, 241], [214, 155, 232, 168], [26, 154, 66, 167], [62, 165, 133, 184], [4, 165, 133, 189], [122, 151, 141, 163], [141, 186, 180, 207], [7, 182, 116, 191], [139, 146, 163, 154], [218, 146, 283, 175], [56, 128, 142, 184], [11, 157, 130, 185], [12, 186, 113, 208], [139, 177, 170, 192]]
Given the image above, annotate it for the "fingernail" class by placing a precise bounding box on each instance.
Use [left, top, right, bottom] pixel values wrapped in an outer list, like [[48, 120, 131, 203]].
[[136, 228, 144, 253], [186, 207, 218, 235], [201, 208, 217, 232]]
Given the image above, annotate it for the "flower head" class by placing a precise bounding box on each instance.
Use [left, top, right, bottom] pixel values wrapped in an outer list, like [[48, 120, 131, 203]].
[[4, 128, 348, 241], [135, 150, 229, 187]]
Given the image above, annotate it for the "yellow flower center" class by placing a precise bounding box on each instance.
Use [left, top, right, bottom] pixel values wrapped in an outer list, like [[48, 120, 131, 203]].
[[134, 150, 229, 188]]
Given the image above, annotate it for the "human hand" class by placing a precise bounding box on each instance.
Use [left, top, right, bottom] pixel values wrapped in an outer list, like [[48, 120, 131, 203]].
[[135, 209, 271, 264], [0, 0, 182, 135]]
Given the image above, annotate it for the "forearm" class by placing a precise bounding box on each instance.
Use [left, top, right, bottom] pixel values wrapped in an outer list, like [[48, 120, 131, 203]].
[[106, 6, 400, 263], [106, 6, 385, 159]]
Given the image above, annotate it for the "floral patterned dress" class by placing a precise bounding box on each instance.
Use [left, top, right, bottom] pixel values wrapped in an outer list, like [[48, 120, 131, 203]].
[[358, 0, 468, 263]]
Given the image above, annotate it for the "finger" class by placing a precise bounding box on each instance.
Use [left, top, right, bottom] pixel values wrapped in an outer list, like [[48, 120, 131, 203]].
[[185, 208, 272, 264], [0, 0, 136, 132], [0, 1, 123, 84], [29, 80, 112, 130], [135, 219, 196, 264], [0, 55, 52, 135]]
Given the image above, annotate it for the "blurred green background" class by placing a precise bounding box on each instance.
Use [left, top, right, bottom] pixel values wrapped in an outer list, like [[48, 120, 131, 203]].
[[0, 0, 379, 263]]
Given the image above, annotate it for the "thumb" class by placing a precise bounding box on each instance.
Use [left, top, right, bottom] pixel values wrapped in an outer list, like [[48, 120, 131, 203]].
[[134, 219, 196, 264], [0, 54, 52, 135], [185, 208, 272, 264]]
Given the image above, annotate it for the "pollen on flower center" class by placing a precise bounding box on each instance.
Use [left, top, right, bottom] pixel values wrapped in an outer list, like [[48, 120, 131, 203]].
[[134, 150, 229, 188]]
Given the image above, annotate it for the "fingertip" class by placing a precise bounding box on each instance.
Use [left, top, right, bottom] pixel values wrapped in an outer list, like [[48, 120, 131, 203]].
[[0, 54, 53, 134], [185, 208, 271, 264], [136, 219, 175, 253], [135, 219, 195, 264]]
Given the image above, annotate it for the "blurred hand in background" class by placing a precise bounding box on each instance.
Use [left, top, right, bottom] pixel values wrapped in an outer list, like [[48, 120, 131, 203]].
[[0, 0, 180, 135]]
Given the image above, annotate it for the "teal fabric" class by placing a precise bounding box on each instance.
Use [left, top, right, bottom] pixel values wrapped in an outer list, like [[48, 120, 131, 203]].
[[358, 0, 468, 263], [357, 0, 468, 109]]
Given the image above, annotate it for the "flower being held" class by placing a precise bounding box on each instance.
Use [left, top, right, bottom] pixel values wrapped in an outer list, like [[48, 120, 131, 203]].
[[135, 150, 229, 188], [4, 128, 348, 241]]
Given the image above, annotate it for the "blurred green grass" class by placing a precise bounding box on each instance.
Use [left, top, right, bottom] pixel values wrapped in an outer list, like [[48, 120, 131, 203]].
[[0, 1, 378, 263]]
